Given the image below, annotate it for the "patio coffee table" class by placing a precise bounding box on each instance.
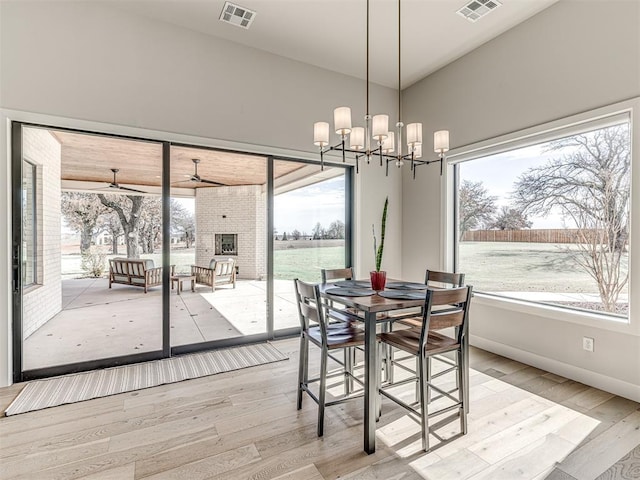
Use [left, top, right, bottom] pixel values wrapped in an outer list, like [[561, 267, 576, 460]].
[[170, 274, 196, 295]]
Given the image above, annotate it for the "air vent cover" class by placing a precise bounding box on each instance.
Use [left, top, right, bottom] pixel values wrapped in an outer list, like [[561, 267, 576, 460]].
[[219, 1, 256, 29], [457, 0, 502, 22]]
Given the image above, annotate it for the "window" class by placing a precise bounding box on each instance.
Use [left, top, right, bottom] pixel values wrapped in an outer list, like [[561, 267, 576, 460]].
[[215, 233, 237, 256], [22, 160, 37, 286], [454, 116, 630, 318]]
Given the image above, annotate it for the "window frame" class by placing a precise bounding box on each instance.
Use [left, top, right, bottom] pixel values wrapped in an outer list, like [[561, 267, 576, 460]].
[[22, 159, 38, 288], [442, 98, 638, 333]]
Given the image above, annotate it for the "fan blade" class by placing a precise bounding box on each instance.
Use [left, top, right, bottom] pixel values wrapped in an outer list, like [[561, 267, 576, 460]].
[[199, 178, 226, 187], [117, 185, 146, 194], [86, 184, 112, 191]]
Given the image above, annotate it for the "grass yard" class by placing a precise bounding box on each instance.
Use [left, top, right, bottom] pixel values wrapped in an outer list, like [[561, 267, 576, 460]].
[[459, 241, 629, 295], [274, 245, 345, 282]]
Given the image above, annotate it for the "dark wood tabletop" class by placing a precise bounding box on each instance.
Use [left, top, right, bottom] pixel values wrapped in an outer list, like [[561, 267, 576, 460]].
[[318, 281, 426, 313]]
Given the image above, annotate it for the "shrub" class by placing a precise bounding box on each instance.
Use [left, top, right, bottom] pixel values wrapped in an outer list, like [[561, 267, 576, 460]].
[[81, 246, 106, 278]]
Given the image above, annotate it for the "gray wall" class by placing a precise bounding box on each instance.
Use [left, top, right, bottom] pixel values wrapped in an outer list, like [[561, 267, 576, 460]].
[[0, 1, 402, 386], [402, 0, 640, 400]]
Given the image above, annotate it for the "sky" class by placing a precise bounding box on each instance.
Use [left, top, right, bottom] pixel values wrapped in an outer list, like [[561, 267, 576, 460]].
[[274, 176, 345, 234]]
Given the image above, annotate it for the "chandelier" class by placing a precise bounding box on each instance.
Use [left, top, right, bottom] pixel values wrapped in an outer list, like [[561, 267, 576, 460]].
[[313, 0, 450, 177]]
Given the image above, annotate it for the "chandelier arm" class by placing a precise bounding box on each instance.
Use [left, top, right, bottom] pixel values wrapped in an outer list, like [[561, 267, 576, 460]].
[[320, 149, 324, 171], [412, 156, 445, 177]]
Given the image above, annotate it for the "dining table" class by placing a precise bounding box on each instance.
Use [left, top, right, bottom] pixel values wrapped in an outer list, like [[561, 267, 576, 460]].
[[319, 279, 428, 454]]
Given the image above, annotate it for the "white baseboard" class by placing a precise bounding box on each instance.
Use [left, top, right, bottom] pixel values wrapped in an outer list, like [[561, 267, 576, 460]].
[[470, 335, 640, 403]]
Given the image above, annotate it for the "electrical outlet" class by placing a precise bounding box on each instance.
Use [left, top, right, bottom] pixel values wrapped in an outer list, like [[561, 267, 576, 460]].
[[583, 336, 594, 352]]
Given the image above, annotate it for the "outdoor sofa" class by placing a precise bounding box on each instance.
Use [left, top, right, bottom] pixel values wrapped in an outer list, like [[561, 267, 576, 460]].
[[108, 257, 163, 293]]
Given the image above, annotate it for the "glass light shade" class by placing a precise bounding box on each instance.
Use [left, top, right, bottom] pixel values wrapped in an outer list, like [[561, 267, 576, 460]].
[[434, 130, 450, 153], [406, 123, 423, 146], [334, 107, 352, 135], [314, 122, 329, 147], [350, 127, 365, 150], [372, 114, 389, 141], [382, 131, 395, 153]]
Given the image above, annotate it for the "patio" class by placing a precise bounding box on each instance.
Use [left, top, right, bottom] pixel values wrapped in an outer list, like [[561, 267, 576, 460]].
[[23, 277, 299, 371]]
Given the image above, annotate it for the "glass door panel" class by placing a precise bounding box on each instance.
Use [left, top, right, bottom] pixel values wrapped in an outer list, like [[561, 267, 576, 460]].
[[170, 146, 268, 347], [273, 161, 348, 331], [21, 127, 164, 371]]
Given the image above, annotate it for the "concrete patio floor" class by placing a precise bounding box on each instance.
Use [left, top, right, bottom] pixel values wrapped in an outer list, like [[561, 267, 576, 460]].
[[23, 277, 299, 371]]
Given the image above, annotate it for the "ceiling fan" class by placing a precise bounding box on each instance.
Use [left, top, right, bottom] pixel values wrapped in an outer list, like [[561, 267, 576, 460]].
[[175, 158, 226, 187], [94, 168, 146, 194]]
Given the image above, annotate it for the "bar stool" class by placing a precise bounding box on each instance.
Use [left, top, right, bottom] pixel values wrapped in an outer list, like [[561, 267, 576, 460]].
[[294, 279, 365, 436], [379, 286, 473, 451]]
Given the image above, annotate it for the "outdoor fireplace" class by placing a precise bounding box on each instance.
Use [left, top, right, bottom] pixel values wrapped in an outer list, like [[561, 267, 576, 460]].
[[215, 233, 237, 256]]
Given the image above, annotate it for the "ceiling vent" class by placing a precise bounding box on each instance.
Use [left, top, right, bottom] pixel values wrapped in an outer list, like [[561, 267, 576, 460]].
[[457, 0, 502, 22], [219, 1, 256, 29]]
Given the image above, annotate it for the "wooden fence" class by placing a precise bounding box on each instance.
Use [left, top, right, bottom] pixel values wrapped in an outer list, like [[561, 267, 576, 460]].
[[461, 229, 596, 243]]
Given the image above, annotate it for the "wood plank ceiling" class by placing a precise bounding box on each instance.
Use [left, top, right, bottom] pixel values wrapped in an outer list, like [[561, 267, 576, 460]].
[[54, 130, 304, 190]]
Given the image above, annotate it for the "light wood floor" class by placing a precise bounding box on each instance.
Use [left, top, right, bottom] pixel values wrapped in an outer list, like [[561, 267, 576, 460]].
[[0, 337, 638, 480]]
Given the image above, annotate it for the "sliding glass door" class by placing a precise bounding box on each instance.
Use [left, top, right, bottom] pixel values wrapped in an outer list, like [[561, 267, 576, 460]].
[[169, 146, 269, 350], [272, 161, 350, 332], [12, 122, 353, 381], [15, 125, 165, 377]]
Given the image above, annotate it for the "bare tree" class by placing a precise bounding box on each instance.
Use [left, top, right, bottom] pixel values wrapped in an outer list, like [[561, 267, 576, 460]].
[[138, 197, 162, 254], [513, 124, 630, 312], [458, 180, 497, 240], [312, 222, 324, 240], [61, 192, 108, 254], [489, 206, 532, 231], [327, 220, 345, 239], [98, 193, 144, 258], [291, 229, 301, 241], [170, 199, 195, 248], [101, 211, 123, 255]]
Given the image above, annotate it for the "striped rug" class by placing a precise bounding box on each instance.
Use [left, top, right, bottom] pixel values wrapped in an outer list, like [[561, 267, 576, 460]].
[[5, 343, 288, 416]]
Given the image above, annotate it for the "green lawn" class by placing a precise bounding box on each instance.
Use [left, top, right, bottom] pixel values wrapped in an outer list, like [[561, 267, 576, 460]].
[[274, 246, 345, 282], [459, 241, 629, 294]]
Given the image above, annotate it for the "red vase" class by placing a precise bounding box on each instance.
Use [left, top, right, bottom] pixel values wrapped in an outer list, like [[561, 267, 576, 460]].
[[370, 271, 387, 291]]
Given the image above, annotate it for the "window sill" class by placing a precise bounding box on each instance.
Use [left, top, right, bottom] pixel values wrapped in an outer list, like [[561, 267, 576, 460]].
[[23, 283, 42, 295], [472, 292, 636, 334]]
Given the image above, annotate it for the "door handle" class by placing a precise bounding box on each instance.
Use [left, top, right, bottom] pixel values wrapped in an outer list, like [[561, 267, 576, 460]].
[[12, 243, 19, 292]]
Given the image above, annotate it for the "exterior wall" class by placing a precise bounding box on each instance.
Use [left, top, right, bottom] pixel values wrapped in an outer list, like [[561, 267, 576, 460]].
[[22, 128, 62, 338], [195, 185, 266, 280], [401, 0, 640, 400]]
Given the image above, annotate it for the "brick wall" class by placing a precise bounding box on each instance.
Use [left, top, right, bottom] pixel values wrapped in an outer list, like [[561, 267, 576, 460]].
[[22, 128, 62, 339], [195, 185, 266, 279]]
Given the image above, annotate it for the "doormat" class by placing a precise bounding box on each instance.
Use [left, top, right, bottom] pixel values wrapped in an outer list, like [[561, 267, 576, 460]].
[[5, 342, 288, 416]]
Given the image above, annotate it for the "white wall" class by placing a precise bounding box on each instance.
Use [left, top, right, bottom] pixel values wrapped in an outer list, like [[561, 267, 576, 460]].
[[195, 185, 266, 280], [402, 0, 640, 400], [22, 128, 62, 338], [0, 1, 400, 386]]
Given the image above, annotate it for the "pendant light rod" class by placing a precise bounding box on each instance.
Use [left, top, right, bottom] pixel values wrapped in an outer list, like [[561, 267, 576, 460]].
[[397, 0, 401, 126], [366, 0, 370, 118]]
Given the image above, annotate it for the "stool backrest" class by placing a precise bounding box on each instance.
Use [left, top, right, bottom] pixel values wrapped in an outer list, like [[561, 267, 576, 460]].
[[420, 285, 473, 349], [321, 267, 354, 283], [294, 279, 328, 339], [425, 270, 465, 288]]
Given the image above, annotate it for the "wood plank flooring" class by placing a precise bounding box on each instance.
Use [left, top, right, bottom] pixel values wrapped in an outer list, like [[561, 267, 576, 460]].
[[0, 338, 638, 479]]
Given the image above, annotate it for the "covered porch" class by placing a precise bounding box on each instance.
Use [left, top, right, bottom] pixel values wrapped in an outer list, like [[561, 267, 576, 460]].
[[23, 278, 299, 371]]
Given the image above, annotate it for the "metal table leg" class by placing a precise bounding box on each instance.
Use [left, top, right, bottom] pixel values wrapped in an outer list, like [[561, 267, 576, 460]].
[[364, 310, 376, 454]]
